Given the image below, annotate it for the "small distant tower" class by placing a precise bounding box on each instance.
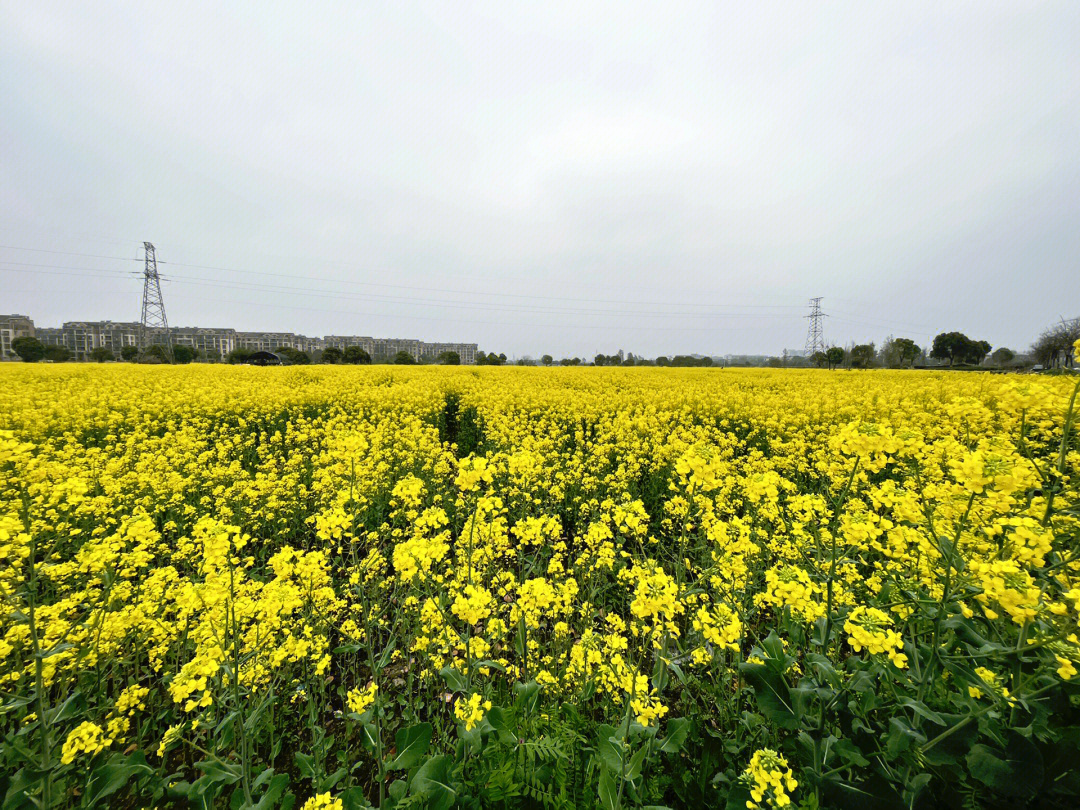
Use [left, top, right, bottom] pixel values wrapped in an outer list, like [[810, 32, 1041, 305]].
[[139, 242, 172, 355], [804, 297, 826, 357]]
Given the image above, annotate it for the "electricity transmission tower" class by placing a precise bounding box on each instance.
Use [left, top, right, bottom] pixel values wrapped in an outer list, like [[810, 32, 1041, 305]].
[[804, 297, 826, 357], [139, 242, 172, 355]]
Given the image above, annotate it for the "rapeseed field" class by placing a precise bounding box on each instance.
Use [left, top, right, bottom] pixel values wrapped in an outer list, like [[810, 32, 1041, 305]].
[[2, 363, 1079, 809]]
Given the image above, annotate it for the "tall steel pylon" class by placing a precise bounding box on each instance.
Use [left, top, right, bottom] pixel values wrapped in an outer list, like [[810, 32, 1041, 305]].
[[139, 242, 172, 355], [804, 297, 826, 356]]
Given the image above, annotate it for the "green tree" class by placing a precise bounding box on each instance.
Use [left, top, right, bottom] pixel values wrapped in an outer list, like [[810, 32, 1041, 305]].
[[893, 338, 920, 367], [437, 351, 460, 365], [991, 347, 1015, 366], [541, 354, 553, 366], [44, 345, 72, 363], [393, 350, 416, 365], [11, 336, 46, 363], [228, 347, 255, 364], [826, 346, 845, 370], [931, 332, 971, 366], [172, 345, 198, 364], [89, 347, 115, 363], [274, 346, 311, 365], [879, 337, 918, 368], [142, 345, 170, 363], [321, 347, 343, 364], [850, 343, 876, 369], [810, 351, 828, 368], [965, 339, 991, 365], [342, 346, 371, 365], [120, 345, 140, 361]]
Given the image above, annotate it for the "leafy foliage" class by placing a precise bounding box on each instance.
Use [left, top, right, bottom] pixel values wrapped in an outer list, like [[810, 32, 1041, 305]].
[[1, 366, 1078, 808]]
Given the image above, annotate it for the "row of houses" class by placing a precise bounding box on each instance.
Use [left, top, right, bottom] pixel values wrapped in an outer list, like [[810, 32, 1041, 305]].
[[0, 315, 478, 364]]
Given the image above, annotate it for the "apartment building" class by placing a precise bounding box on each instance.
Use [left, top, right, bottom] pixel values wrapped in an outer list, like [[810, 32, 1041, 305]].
[[0, 314, 35, 359], [323, 336, 477, 363], [7, 315, 477, 363], [418, 341, 477, 364], [236, 331, 299, 352], [171, 327, 237, 358], [34, 327, 64, 347], [323, 335, 376, 355], [79, 321, 138, 356]]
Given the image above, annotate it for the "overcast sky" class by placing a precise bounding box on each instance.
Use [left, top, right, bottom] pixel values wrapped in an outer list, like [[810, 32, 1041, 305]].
[[2, 2, 1078, 358]]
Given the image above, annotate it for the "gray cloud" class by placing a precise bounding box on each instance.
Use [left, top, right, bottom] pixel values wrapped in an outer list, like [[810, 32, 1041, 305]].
[[3, 1, 1078, 358]]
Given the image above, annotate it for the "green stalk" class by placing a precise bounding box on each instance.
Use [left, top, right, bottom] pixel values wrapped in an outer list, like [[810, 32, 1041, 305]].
[[1043, 378, 1080, 526], [228, 564, 253, 807], [26, 526, 53, 809]]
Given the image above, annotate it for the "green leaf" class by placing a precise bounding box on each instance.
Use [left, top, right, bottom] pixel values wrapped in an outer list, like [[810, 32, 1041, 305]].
[[760, 631, 791, 671], [920, 716, 978, 766], [596, 724, 625, 773], [190, 759, 241, 807], [358, 721, 379, 754], [724, 786, 752, 810], [387, 722, 432, 770], [832, 737, 870, 768], [806, 653, 841, 687], [252, 767, 275, 790], [513, 681, 541, 714], [658, 717, 691, 754], [469, 658, 506, 674], [625, 745, 648, 781], [251, 773, 291, 810], [215, 710, 241, 736], [967, 733, 1045, 799], [824, 773, 905, 810], [194, 758, 242, 785], [294, 751, 317, 780], [411, 754, 456, 810], [319, 767, 347, 793], [739, 663, 799, 729], [651, 653, 670, 692], [884, 717, 925, 758], [377, 639, 398, 669], [49, 690, 86, 724], [485, 706, 517, 744], [38, 642, 75, 660], [86, 751, 154, 806], [901, 698, 945, 726], [598, 768, 618, 810], [439, 666, 468, 693]]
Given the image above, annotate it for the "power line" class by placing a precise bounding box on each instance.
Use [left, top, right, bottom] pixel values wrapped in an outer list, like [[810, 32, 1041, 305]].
[[829, 315, 928, 340], [160, 289, 786, 333], [0, 243, 804, 311], [0, 245, 143, 262], [0, 260, 802, 320], [1, 241, 944, 342]]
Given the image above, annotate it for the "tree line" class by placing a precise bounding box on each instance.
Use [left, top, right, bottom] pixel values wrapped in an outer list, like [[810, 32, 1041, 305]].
[[9, 317, 1077, 369]]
